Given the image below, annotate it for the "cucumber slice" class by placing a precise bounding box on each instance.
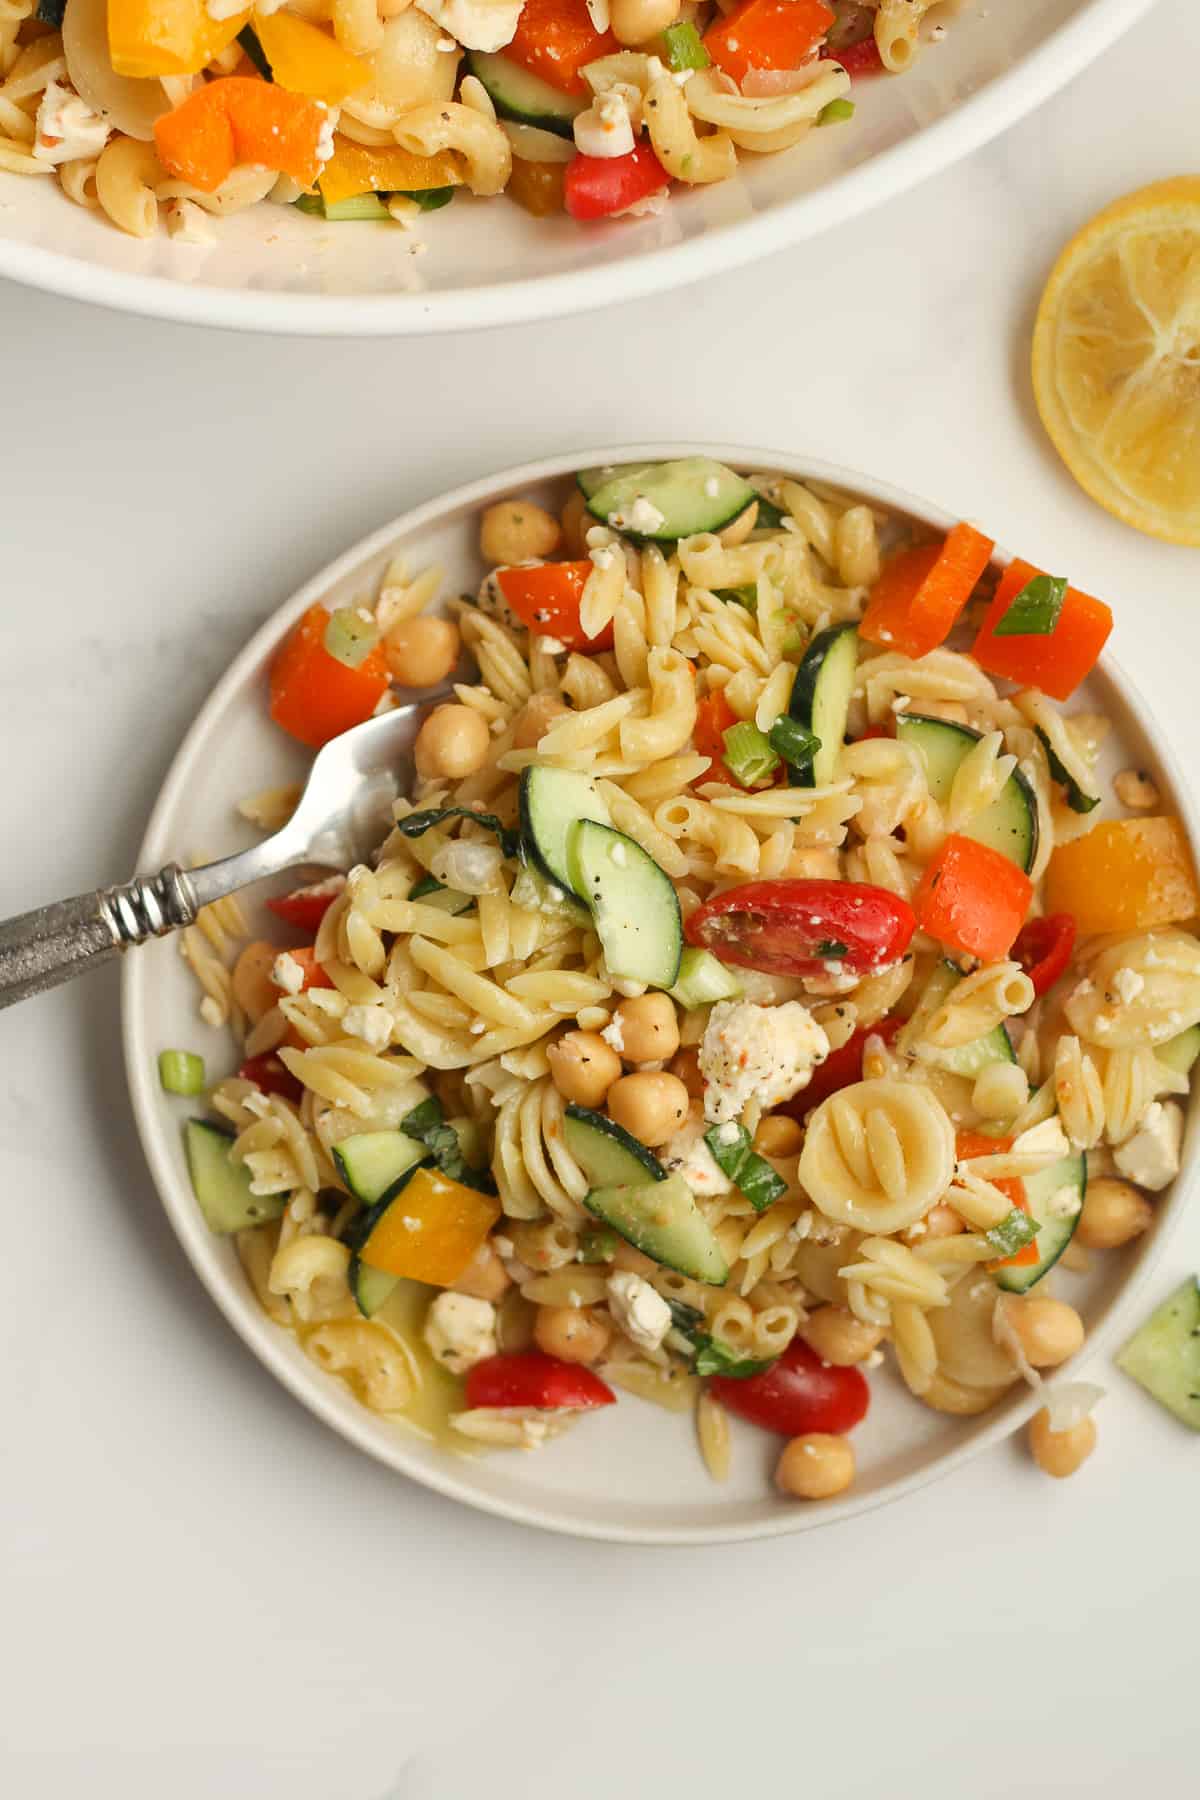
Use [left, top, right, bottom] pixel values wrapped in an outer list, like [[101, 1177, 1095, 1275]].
[[466, 49, 584, 136], [519, 766, 612, 899], [408, 876, 474, 916], [568, 819, 683, 989], [669, 946, 743, 1009], [896, 713, 1039, 873], [1158, 1024, 1200, 1076], [1117, 1277, 1200, 1430], [577, 462, 653, 502], [585, 1173, 728, 1284], [788, 624, 858, 788], [1035, 727, 1100, 815], [581, 457, 757, 542], [994, 1151, 1086, 1294], [563, 1104, 666, 1187], [184, 1120, 286, 1235], [351, 1262, 400, 1318], [927, 1022, 1016, 1080], [333, 1130, 428, 1207]]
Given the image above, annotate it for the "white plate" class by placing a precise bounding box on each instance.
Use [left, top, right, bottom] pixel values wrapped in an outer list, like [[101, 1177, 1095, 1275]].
[[1, 0, 1152, 334], [123, 442, 1198, 1542]]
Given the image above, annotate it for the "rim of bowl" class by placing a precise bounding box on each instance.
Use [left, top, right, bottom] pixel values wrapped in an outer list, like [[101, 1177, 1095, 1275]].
[[2, 0, 1154, 337], [122, 441, 1198, 1542]]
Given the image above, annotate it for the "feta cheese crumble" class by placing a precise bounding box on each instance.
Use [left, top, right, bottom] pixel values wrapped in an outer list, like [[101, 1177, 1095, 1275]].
[[610, 495, 667, 534], [423, 1293, 497, 1373], [573, 88, 636, 160], [341, 1004, 393, 1050], [1112, 1100, 1183, 1191], [33, 81, 110, 165], [699, 1000, 829, 1123], [659, 1103, 735, 1197], [1112, 967, 1145, 1005], [416, 0, 520, 50], [600, 1014, 625, 1054], [164, 199, 215, 245], [272, 952, 305, 995], [606, 1271, 672, 1355]]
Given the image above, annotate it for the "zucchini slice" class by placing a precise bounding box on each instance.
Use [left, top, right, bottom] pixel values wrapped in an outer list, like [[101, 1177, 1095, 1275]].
[[567, 819, 683, 989], [564, 1105, 666, 1187], [1158, 1024, 1200, 1077], [465, 50, 584, 137], [994, 1151, 1086, 1294], [896, 713, 1039, 873], [585, 1173, 728, 1285], [519, 766, 612, 899], [580, 457, 757, 542], [333, 1130, 428, 1207], [1117, 1277, 1200, 1431], [788, 624, 858, 787], [185, 1120, 286, 1235], [351, 1262, 400, 1318]]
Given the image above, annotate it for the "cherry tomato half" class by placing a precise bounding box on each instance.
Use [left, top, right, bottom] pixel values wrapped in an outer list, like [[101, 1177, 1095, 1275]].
[[685, 879, 915, 980], [709, 1339, 869, 1436], [1012, 913, 1077, 997], [266, 878, 344, 935], [782, 1014, 904, 1118], [464, 1352, 616, 1411]]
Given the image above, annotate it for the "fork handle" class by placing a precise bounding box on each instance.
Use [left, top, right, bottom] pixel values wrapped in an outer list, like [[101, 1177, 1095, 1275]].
[[0, 864, 197, 1010]]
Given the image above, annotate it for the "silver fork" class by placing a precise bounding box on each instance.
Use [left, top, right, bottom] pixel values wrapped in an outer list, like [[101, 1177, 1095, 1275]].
[[0, 695, 451, 1011]]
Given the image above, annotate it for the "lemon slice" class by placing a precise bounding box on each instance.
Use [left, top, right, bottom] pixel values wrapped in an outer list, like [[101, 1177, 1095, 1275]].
[[1032, 178, 1200, 546]]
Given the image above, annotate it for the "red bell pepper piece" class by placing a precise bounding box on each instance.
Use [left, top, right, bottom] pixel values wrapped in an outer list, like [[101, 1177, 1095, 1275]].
[[506, 0, 617, 95], [1012, 913, 1077, 998], [782, 1015, 904, 1118], [464, 1352, 616, 1410], [495, 560, 613, 652], [821, 35, 882, 73], [956, 1133, 1038, 1270], [287, 946, 335, 990], [704, 0, 834, 85], [913, 835, 1033, 963], [692, 687, 740, 782], [237, 1052, 304, 1102], [266, 878, 344, 935], [970, 559, 1113, 701], [563, 141, 669, 221]]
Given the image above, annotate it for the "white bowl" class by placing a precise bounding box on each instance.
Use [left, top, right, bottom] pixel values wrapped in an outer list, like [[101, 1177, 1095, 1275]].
[[2, 0, 1152, 335], [123, 443, 1198, 1541]]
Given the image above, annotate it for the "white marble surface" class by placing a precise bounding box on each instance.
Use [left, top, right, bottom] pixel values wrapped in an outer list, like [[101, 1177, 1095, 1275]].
[[2, 3, 1199, 1794]]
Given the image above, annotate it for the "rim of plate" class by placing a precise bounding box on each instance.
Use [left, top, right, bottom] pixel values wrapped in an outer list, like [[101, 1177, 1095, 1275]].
[[123, 442, 1198, 1542], [2, 0, 1155, 337]]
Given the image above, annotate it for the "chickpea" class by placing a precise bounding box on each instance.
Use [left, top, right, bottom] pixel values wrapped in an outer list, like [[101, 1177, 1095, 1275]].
[[384, 615, 459, 689], [1029, 1407, 1097, 1479], [534, 1304, 612, 1364], [413, 704, 490, 781], [668, 1048, 705, 1101], [513, 691, 570, 749], [547, 1031, 622, 1108], [997, 1295, 1085, 1369], [1113, 768, 1159, 810], [1076, 1177, 1153, 1250], [453, 1243, 511, 1304], [232, 940, 280, 1023], [560, 487, 591, 557], [480, 499, 561, 567], [906, 1203, 964, 1244], [775, 1433, 855, 1501], [610, 0, 680, 42], [613, 993, 680, 1065], [800, 1305, 883, 1367], [607, 1071, 690, 1147], [753, 1114, 804, 1159], [785, 845, 843, 881]]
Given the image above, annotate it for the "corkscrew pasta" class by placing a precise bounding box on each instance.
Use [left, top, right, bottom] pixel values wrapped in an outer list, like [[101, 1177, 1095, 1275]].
[[169, 456, 1199, 1506]]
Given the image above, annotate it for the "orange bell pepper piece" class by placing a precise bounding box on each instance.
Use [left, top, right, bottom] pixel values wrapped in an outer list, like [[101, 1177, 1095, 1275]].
[[913, 834, 1034, 963], [107, 0, 248, 79], [704, 0, 834, 85], [859, 523, 995, 659], [506, 0, 617, 96], [1044, 817, 1199, 937], [269, 603, 391, 750], [358, 1167, 501, 1286], [495, 561, 614, 651], [155, 77, 330, 193], [970, 558, 1112, 700], [954, 1132, 1037, 1269], [252, 12, 369, 104], [286, 946, 336, 991], [317, 136, 463, 207]]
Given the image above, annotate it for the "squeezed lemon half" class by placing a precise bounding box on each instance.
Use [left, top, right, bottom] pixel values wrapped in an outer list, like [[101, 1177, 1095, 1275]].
[[1032, 177, 1200, 546]]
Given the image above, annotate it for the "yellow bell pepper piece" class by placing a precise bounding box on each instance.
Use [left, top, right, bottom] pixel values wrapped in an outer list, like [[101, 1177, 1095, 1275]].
[[107, 0, 249, 79], [318, 135, 464, 207], [252, 12, 370, 104], [358, 1167, 500, 1288], [1044, 816, 1200, 937]]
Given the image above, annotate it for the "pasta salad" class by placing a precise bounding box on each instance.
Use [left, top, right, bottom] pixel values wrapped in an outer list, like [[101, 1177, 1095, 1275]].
[[169, 457, 1200, 1502], [3, 0, 945, 240]]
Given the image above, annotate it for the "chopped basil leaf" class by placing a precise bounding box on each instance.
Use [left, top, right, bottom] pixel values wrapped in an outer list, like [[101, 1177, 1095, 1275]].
[[986, 1208, 1040, 1257], [767, 715, 821, 771], [237, 23, 272, 77], [402, 1098, 495, 1194], [715, 585, 758, 611], [1035, 727, 1100, 814], [395, 806, 521, 859], [722, 720, 780, 788], [814, 939, 849, 958], [994, 573, 1067, 637], [704, 1123, 787, 1214], [35, 0, 66, 22], [663, 19, 710, 69], [666, 1298, 705, 1335], [403, 187, 456, 212], [692, 1337, 775, 1379]]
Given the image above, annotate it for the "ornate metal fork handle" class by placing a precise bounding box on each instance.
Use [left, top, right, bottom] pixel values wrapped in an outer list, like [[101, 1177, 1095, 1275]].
[[0, 865, 201, 1009]]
